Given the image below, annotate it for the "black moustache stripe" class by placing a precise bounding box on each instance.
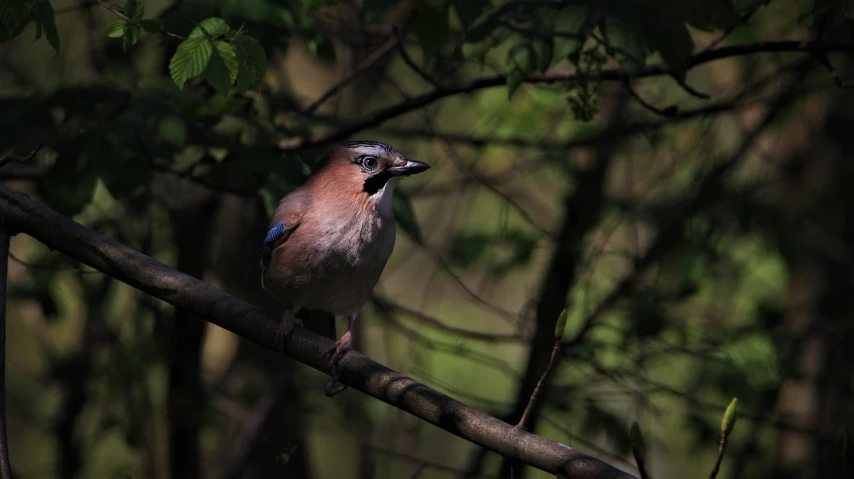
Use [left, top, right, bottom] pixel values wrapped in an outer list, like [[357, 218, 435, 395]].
[[363, 171, 392, 195]]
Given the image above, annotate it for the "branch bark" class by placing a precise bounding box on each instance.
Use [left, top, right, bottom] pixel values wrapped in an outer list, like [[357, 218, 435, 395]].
[[0, 225, 11, 479], [0, 185, 637, 479]]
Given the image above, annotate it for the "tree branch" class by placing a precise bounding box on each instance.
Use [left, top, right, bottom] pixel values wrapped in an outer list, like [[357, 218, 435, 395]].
[[0, 225, 11, 479], [0, 185, 636, 479], [277, 40, 854, 152]]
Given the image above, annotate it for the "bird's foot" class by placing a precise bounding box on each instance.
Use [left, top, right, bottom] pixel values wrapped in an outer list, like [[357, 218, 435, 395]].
[[322, 331, 353, 368], [322, 331, 353, 397], [275, 312, 302, 356]]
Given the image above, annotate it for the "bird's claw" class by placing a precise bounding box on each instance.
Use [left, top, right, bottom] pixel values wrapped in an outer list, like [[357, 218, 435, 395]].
[[322, 332, 353, 368]]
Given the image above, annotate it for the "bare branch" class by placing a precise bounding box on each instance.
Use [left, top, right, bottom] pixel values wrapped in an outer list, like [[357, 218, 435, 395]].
[[0, 185, 637, 479], [515, 338, 562, 431], [0, 225, 12, 479]]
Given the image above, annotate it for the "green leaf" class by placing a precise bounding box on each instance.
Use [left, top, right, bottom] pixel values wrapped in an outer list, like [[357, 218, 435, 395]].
[[213, 40, 239, 83], [604, 14, 647, 74], [505, 42, 540, 98], [108, 20, 127, 38], [233, 35, 267, 91], [157, 116, 187, 147], [721, 398, 738, 435], [189, 17, 231, 38], [642, 1, 694, 79], [392, 192, 423, 244], [140, 19, 163, 33], [413, 3, 449, 61], [33, 0, 59, 54], [0, 0, 33, 44], [170, 36, 214, 90], [204, 48, 233, 93], [452, 0, 490, 32], [552, 5, 598, 64], [554, 309, 568, 340], [122, 23, 140, 51], [123, 0, 143, 20]]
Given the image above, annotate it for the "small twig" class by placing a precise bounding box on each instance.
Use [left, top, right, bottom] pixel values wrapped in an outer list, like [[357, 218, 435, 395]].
[[302, 35, 399, 114], [815, 52, 854, 88], [515, 338, 562, 430], [707, 432, 730, 479], [668, 73, 711, 99], [392, 27, 442, 89], [95, 0, 185, 40], [0, 142, 43, 169], [0, 225, 13, 479], [623, 79, 678, 117]]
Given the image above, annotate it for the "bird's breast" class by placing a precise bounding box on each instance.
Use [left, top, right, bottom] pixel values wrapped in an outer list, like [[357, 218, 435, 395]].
[[263, 207, 396, 315]]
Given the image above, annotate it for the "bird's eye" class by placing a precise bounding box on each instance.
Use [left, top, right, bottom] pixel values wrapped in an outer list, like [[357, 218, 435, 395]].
[[362, 156, 378, 169]]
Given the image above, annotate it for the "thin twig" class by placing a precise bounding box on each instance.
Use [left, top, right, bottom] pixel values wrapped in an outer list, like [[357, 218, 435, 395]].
[[95, 0, 185, 40], [392, 27, 442, 88], [515, 338, 562, 431], [0, 225, 12, 479], [302, 35, 400, 114], [624, 79, 678, 117], [707, 431, 731, 479]]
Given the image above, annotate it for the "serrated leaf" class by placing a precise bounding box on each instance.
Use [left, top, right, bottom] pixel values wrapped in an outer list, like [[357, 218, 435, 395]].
[[189, 17, 231, 38], [392, 192, 423, 244], [108, 20, 127, 38], [122, 23, 140, 51], [170, 36, 214, 90], [233, 35, 267, 91], [213, 40, 238, 83], [204, 48, 233, 93], [140, 19, 163, 33], [413, 3, 448, 61], [604, 14, 646, 74], [123, 0, 143, 20]]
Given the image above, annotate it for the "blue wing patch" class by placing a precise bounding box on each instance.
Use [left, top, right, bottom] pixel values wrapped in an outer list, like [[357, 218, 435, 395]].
[[260, 221, 293, 283]]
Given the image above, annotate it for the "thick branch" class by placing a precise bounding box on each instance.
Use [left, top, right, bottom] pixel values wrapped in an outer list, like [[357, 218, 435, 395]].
[[0, 185, 636, 479]]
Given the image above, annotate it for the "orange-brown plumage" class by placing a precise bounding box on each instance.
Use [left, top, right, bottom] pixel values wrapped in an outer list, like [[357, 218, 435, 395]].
[[260, 141, 429, 369]]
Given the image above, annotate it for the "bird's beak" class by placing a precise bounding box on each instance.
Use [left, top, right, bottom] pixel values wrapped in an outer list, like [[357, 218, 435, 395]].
[[388, 159, 430, 177]]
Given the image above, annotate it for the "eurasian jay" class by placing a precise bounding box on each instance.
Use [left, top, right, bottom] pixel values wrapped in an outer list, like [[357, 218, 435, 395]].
[[260, 140, 430, 370]]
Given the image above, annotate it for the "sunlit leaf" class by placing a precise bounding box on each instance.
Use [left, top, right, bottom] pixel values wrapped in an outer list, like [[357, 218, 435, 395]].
[[123, 0, 143, 20], [213, 40, 239, 83], [122, 23, 140, 51], [170, 36, 214, 90], [189, 17, 231, 38], [108, 20, 127, 38]]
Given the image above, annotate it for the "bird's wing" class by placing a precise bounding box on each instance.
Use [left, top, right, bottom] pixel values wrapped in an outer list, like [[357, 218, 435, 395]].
[[260, 190, 310, 289]]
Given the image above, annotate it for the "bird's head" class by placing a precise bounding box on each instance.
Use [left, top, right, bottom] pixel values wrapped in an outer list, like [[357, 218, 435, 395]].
[[313, 140, 430, 205]]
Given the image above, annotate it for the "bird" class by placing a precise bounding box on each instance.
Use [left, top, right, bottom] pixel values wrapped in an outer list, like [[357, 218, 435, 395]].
[[259, 140, 430, 373]]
